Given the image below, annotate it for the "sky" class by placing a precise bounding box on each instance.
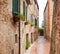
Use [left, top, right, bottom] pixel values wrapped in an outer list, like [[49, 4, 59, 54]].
[[37, 0, 47, 27]]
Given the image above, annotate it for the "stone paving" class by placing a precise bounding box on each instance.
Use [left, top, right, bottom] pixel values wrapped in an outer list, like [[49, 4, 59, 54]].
[[30, 36, 50, 54]]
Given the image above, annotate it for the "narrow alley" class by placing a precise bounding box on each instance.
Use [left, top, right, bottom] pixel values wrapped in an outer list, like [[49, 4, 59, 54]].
[[1, 0, 60, 54], [25, 36, 50, 54]]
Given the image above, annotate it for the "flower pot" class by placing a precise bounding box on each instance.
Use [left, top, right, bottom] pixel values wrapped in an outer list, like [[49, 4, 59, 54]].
[[24, 22, 28, 25], [13, 14, 20, 23], [18, 14, 25, 21]]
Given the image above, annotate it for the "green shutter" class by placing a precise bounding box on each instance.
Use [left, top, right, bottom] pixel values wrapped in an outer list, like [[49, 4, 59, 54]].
[[12, 0, 20, 14], [18, 0, 20, 13], [23, 1, 28, 21], [26, 6, 27, 21], [35, 19, 37, 26], [23, 1, 25, 20]]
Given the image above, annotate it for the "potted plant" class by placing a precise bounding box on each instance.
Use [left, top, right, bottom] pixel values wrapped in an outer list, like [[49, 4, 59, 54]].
[[18, 13, 25, 21], [26, 40, 30, 49], [13, 13, 25, 23], [13, 13, 19, 22], [25, 20, 30, 25]]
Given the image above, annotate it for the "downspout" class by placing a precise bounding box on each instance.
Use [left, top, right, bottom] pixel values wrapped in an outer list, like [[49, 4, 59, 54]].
[[18, 0, 20, 54], [19, 19, 20, 54]]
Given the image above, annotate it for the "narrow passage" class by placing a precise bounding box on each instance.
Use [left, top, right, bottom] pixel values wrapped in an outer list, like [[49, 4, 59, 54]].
[[30, 36, 50, 54]]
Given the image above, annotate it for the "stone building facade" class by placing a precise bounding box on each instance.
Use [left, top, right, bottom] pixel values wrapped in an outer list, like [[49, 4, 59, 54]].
[[44, 0, 54, 41], [50, 0, 60, 54], [0, 0, 39, 54], [44, 2, 49, 40]]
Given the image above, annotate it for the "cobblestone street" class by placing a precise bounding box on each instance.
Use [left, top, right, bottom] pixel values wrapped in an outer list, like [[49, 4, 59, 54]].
[[30, 36, 50, 54]]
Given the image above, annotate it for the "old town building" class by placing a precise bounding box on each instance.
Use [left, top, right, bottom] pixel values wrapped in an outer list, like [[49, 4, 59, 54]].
[[50, 0, 60, 54], [44, 0, 60, 54], [44, 0, 54, 41], [20, 0, 39, 54], [0, 0, 39, 54]]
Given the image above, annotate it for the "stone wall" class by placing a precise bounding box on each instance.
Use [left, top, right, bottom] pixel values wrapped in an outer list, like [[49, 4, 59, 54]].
[[50, 0, 60, 54], [44, 2, 50, 40], [0, 0, 39, 54], [0, 0, 19, 54], [44, 0, 54, 41]]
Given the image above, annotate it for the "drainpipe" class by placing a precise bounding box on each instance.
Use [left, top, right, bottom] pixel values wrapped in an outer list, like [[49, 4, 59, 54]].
[[19, 20, 20, 54], [19, 0, 20, 54]]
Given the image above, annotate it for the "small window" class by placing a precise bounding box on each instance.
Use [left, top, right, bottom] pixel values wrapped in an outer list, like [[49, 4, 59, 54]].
[[15, 34, 18, 43], [26, 34, 29, 41], [30, 14, 33, 24], [26, 6, 28, 21], [31, 33, 33, 43], [23, 1, 27, 21], [11, 49, 14, 54], [35, 19, 37, 26]]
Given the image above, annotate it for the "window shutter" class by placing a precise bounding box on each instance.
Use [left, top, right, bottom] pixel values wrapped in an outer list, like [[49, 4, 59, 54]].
[[12, 0, 20, 14], [23, 1, 25, 20], [23, 1, 28, 21], [26, 6, 27, 21], [35, 19, 37, 26], [18, 0, 20, 13]]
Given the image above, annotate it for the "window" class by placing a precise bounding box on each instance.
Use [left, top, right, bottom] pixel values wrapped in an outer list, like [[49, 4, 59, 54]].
[[12, 0, 20, 14], [30, 14, 33, 24], [11, 49, 14, 54], [26, 34, 29, 41], [31, 33, 33, 43], [30, 0, 33, 4], [35, 19, 37, 26], [26, 6, 27, 21], [15, 34, 18, 43], [23, 1, 27, 21], [23, 1, 25, 20]]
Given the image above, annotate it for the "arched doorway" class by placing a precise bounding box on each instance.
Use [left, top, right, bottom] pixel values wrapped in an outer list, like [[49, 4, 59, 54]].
[[26, 33, 29, 41], [26, 33, 30, 49], [31, 33, 33, 43]]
